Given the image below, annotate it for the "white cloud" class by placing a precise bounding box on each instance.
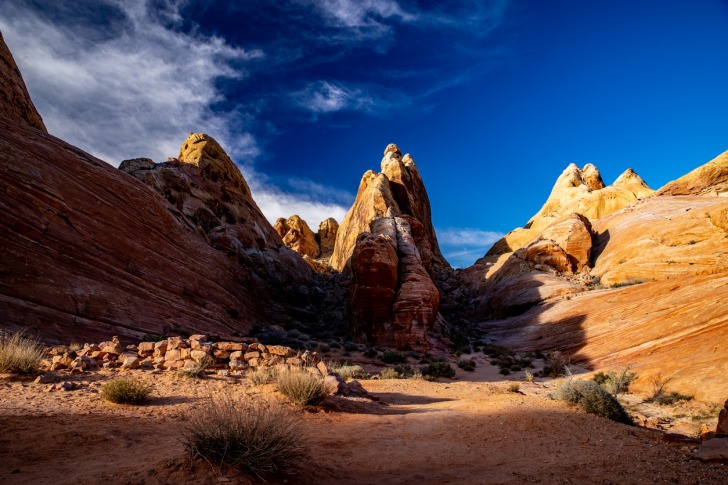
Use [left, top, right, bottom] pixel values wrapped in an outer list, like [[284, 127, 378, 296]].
[[437, 227, 504, 268], [311, 0, 415, 28], [293, 81, 374, 114], [249, 183, 349, 228]]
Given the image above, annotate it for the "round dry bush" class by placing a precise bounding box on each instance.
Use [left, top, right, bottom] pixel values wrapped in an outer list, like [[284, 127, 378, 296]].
[[553, 379, 633, 425], [181, 394, 307, 478], [101, 378, 152, 405], [0, 331, 46, 375], [275, 367, 328, 406]]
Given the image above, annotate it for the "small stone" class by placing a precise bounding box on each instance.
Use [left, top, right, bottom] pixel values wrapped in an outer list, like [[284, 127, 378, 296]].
[[34, 372, 55, 384], [316, 361, 329, 377], [121, 356, 140, 370], [244, 351, 261, 361], [697, 437, 728, 461], [216, 342, 245, 352], [324, 375, 343, 395], [267, 345, 293, 357]]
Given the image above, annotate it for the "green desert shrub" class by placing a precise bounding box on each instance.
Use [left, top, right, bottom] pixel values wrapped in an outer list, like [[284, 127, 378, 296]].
[[101, 378, 152, 405], [646, 391, 694, 406], [394, 364, 422, 379], [552, 380, 633, 425], [421, 361, 455, 380], [181, 394, 307, 478], [0, 331, 46, 375], [276, 368, 328, 406], [381, 351, 407, 364], [457, 358, 476, 372]]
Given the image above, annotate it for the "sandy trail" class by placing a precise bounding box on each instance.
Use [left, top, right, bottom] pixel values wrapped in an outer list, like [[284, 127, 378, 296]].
[[0, 366, 725, 484]]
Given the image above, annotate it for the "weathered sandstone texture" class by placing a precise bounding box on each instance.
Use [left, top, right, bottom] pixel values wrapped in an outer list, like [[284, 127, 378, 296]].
[[275, 215, 320, 258], [657, 150, 728, 197], [483, 163, 653, 259], [330, 144, 446, 271], [591, 195, 728, 286], [0, 32, 46, 131]]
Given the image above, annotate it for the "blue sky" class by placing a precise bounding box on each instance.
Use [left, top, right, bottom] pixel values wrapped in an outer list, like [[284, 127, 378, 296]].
[[1, 1, 727, 267]]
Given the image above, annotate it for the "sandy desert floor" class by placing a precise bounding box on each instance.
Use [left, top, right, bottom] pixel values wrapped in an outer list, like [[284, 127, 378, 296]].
[[1, 354, 726, 484]]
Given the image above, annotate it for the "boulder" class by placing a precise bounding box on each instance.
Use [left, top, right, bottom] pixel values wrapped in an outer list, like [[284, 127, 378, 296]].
[[718, 399, 728, 434], [697, 438, 728, 462]]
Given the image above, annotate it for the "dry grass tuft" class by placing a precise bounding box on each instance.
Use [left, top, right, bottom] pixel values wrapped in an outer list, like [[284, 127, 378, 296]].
[[275, 367, 328, 406], [180, 394, 307, 478], [0, 331, 46, 375]]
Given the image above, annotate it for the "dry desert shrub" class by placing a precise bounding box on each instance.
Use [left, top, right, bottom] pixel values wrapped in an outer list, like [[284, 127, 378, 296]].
[[0, 331, 46, 375], [379, 368, 399, 379], [179, 355, 214, 379], [181, 394, 307, 478], [552, 379, 633, 425], [592, 366, 638, 395], [329, 362, 367, 380], [248, 366, 275, 386], [540, 350, 570, 377], [101, 378, 152, 405], [275, 367, 328, 405]]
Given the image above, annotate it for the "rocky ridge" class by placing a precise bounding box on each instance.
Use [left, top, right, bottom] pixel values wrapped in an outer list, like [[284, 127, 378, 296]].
[[0, 31, 45, 132]]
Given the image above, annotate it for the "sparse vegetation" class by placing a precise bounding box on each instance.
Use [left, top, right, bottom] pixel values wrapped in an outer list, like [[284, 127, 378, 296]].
[[552, 380, 633, 425], [646, 391, 694, 406], [275, 367, 328, 406], [421, 361, 455, 380], [592, 366, 637, 395], [524, 370, 534, 383], [380, 368, 399, 379], [457, 358, 476, 372], [101, 378, 152, 405], [394, 364, 422, 379], [179, 355, 214, 378], [538, 351, 569, 378], [0, 331, 46, 375], [180, 394, 307, 478], [508, 383, 520, 393], [330, 362, 367, 380]]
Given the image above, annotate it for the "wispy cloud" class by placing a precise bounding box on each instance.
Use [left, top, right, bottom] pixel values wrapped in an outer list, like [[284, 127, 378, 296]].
[[437, 227, 504, 268], [0, 0, 261, 164], [310, 0, 415, 28], [293, 80, 410, 115]]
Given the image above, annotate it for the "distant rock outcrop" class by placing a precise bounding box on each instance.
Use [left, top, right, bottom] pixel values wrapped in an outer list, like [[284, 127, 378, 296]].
[[0, 32, 46, 131], [274, 215, 320, 259], [483, 163, 653, 259], [657, 150, 728, 197]]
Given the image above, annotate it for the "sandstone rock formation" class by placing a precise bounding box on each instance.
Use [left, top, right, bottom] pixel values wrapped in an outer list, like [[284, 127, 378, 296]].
[[487, 270, 728, 402], [657, 150, 728, 197], [348, 216, 440, 350], [483, 164, 653, 259], [317, 217, 339, 258], [274, 215, 320, 258], [0, 32, 46, 131], [330, 144, 446, 271], [0, 39, 316, 343], [718, 400, 728, 434]]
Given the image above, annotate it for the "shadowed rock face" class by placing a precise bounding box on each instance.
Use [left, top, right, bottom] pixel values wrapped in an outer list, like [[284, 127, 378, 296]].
[[317, 217, 339, 258], [0, 32, 46, 131]]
